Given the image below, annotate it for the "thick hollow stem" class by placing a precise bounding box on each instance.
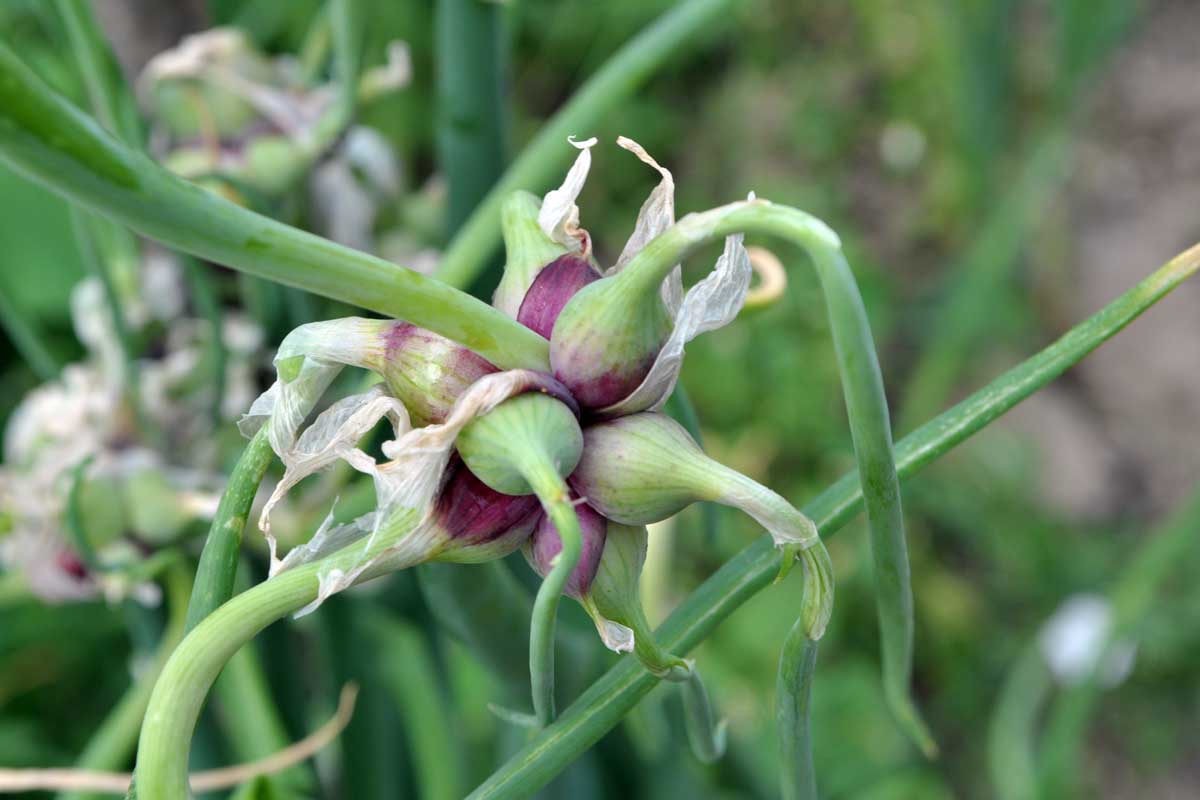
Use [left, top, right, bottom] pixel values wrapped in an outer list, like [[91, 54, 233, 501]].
[[134, 563, 323, 799], [184, 428, 274, 633]]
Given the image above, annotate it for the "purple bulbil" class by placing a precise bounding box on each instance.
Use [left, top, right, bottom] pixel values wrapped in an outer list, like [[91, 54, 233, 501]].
[[527, 498, 608, 598], [517, 254, 601, 339]]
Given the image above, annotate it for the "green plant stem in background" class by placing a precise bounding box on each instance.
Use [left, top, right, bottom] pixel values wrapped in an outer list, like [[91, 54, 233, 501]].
[[465, 241, 1200, 798], [776, 621, 819, 800], [436, 0, 509, 235], [680, 668, 727, 764], [70, 209, 144, 406], [434, 0, 736, 289], [368, 613, 464, 800], [184, 428, 274, 633], [0, 42, 549, 371], [986, 642, 1051, 800], [619, 199, 934, 754], [1037, 483, 1200, 797], [183, 257, 228, 424], [57, 562, 191, 800], [0, 280, 60, 381], [54, 0, 142, 146], [330, 0, 362, 112]]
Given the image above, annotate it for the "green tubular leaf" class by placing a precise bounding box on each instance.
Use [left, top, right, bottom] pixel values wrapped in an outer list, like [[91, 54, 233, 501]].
[[986, 642, 1051, 800], [617, 200, 932, 753], [776, 621, 819, 800], [434, 0, 737, 289], [368, 612, 465, 800], [183, 428, 274, 633], [465, 241, 1200, 799], [436, 0, 508, 235], [54, 0, 143, 146], [0, 42, 548, 371]]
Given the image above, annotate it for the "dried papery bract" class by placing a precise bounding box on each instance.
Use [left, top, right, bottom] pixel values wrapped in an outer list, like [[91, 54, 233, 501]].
[[241, 367, 573, 616]]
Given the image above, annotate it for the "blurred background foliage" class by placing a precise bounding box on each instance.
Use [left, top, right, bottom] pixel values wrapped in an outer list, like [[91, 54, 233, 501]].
[[1, 0, 1199, 797]]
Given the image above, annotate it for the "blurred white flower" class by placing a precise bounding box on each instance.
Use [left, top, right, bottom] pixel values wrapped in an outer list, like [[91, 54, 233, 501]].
[[1038, 593, 1137, 688]]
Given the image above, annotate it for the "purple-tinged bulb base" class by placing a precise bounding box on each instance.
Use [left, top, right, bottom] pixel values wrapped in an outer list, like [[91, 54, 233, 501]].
[[435, 457, 541, 560], [517, 254, 601, 339], [381, 322, 498, 426], [526, 499, 608, 599], [548, 276, 672, 411]]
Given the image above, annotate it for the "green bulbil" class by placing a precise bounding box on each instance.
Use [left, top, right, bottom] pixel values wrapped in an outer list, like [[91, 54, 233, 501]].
[[549, 275, 672, 410], [492, 191, 569, 318], [456, 393, 583, 496]]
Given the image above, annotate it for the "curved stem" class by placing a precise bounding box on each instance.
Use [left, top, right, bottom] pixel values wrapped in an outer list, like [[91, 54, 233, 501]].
[[466, 241, 1200, 799], [57, 562, 191, 800], [524, 460, 582, 727], [0, 42, 548, 371], [434, 0, 736, 288], [663, 386, 721, 544], [134, 563, 323, 799], [986, 642, 1050, 800], [622, 199, 933, 753], [776, 620, 818, 800]]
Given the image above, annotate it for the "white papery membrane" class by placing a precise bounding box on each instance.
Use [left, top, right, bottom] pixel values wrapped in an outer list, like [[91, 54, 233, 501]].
[[238, 318, 390, 456], [601, 226, 752, 418], [537, 136, 597, 256], [611, 137, 683, 315], [242, 363, 558, 616]]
